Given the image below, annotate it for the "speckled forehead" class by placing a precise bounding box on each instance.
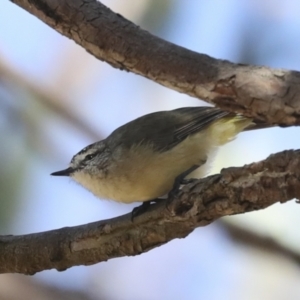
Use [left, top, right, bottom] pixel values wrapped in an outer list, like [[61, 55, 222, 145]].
[[71, 145, 95, 163], [78, 144, 95, 155]]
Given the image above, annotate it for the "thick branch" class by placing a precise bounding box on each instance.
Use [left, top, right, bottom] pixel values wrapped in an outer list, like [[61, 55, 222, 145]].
[[10, 0, 300, 125], [1, 149, 299, 274]]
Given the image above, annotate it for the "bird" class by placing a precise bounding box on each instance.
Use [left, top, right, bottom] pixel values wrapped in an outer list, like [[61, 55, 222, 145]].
[[51, 106, 254, 205]]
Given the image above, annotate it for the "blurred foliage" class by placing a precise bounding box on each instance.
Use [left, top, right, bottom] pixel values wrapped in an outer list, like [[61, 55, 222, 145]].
[[0, 85, 29, 231], [140, 0, 173, 33]]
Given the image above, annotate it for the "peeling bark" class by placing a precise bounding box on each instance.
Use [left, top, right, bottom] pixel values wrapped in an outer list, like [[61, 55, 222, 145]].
[[10, 0, 300, 125]]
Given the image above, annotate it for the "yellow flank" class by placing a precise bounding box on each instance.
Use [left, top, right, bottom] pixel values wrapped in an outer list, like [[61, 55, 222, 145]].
[[208, 116, 252, 145], [73, 115, 252, 203]]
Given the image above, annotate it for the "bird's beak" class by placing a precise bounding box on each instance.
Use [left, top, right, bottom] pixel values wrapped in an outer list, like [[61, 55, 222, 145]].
[[51, 167, 74, 176]]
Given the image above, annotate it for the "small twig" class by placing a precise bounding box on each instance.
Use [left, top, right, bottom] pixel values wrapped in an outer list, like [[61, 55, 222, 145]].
[[0, 55, 102, 140], [222, 221, 300, 265]]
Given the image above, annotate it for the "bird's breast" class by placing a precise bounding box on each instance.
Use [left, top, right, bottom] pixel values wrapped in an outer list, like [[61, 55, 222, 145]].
[[72, 131, 212, 203]]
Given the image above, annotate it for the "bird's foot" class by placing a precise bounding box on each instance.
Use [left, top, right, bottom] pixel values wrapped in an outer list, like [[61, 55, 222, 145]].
[[168, 165, 199, 198], [131, 199, 161, 221]]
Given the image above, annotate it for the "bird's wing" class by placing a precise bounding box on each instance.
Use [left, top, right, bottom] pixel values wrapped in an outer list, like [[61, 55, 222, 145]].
[[108, 106, 231, 152], [172, 107, 229, 143]]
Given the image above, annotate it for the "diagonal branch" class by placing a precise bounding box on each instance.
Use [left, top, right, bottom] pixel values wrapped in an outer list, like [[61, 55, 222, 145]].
[[0, 55, 102, 141], [10, 0, 300, 125], [0, 149, 299, 274], [222, 221, 300, 265], [5, 0, 300, 275]]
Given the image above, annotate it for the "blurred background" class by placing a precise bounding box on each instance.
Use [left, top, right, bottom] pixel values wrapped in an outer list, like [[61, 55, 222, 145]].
[[1, 0, 300, 299]]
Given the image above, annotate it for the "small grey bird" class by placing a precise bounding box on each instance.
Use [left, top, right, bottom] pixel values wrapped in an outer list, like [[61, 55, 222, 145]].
[[51, 106, 253, 203]]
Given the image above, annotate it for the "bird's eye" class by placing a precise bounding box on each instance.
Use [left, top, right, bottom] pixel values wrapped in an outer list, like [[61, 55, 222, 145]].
[[86, 154, 96, 160]]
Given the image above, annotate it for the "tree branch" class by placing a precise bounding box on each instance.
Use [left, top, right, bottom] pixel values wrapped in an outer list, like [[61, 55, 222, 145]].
[[5, 0, 300, 275], [10, 0, 300, 125], [1, 149, 299, 274]]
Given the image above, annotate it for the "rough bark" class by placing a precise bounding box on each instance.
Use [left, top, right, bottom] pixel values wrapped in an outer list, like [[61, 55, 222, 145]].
[[5, 0, 300, 275], [10, 0, 300, 125], [0, 150, 299, 274]]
